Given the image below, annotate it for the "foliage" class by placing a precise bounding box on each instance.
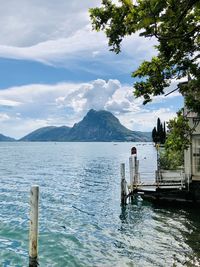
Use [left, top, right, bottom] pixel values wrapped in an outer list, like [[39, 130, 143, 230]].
[[90, 0, 200, 110], [90, 0, 200, 168], [90, 0, 200, 166], [152, 127, 157, 142], [159, 109, 194, 169], [165, 110, 193, 151], [159, 148, 184, 170], [152, 118, 166, 144]]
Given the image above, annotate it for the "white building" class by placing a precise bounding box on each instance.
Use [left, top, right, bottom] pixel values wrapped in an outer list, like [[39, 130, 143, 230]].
[[184, 110, 200, 183]]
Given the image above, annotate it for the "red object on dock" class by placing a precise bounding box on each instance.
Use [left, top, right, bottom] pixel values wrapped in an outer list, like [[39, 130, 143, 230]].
[[131, 147, 137, 155]]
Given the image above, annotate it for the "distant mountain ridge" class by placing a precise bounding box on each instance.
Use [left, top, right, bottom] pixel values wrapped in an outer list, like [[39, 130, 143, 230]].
[[0, 133, 15, 141], [20, 109, 151, 142], [20, 126, 71, 141]]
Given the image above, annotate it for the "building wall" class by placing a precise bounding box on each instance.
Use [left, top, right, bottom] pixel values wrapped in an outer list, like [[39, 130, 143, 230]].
[[184, 116, 200, 181]]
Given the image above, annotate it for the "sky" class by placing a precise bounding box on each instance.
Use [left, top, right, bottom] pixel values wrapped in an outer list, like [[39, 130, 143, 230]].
[[0, 0, 184, 139]]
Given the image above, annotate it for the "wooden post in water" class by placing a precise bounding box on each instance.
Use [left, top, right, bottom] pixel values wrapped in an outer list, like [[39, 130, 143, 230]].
[[120, 163, 127, 204], [129, 147, 139, 189], [129, 156, 134, 191], [29, 185, 39, 267], [134, 157, 140, 185]]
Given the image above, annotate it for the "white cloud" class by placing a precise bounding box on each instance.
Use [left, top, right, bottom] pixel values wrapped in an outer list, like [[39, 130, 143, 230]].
[[0, 99, 21, 107], [105, 85, 142, 113], [0, 79, 182, 138], [118, 108, 176, 132], [0, 0, 107, 65], [0, 26, 157, 73], [0, 26, 106, 64], [0, 1, 183, 139], [0, 0, 100, 47], [0, 113, 10, 122], [0, 0, 157, 74], [54, 79, 136, 114]]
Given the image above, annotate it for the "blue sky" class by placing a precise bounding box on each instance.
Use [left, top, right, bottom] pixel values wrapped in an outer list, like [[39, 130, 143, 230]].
[[0, 0, 183, 139]]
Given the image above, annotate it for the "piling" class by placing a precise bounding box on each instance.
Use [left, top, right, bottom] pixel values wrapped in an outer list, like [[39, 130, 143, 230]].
[[29, 185, 39, 267], [134, 157, 140, 185], [129, 156, 134, 190], [120, 163, 127, 204], [129, 147, 140, 189]]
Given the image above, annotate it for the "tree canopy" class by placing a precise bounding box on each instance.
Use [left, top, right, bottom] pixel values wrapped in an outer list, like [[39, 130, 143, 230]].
[[152, 118, 166, 144], [90, 0, 200, 112]]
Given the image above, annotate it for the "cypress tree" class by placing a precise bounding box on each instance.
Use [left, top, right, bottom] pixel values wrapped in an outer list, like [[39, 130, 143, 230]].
[[152, 118, 166, 144], [163, 122, 166, 144], [157, 118, 161, 135], [152, 127, 157, 143]]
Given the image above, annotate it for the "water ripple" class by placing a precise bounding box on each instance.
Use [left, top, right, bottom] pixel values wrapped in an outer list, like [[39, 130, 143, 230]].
[[0, 142, 200, 266]]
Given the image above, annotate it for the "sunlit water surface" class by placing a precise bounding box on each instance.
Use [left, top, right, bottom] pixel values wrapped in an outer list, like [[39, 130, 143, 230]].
[[0, 142, 200, 267]]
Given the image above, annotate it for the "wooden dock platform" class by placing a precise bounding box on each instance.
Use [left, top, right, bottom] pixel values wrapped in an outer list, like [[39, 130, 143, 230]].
[[120, 147, 189, 205]]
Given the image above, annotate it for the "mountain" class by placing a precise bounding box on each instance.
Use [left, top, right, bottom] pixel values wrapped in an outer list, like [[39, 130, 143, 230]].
[[0, 133, 15, 141], [20, 126, 71, 141], [68, 109, 151, 141], [20, 109, 152, 142]]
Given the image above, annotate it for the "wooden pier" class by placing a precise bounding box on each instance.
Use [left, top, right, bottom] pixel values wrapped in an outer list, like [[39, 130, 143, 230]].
[[120, 147, 189, 205]]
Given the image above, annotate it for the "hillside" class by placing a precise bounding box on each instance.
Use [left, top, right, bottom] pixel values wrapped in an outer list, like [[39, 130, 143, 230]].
[[0, 133, 15, 141], [20, 126, 71, 141]]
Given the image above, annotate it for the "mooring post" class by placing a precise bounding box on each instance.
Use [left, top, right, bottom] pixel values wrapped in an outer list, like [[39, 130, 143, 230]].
[[120, 163, 127, 205], [129, 156, 134, 191], [129, 147, 139, 189], [29, 185, 39, 267], [136, 159, 140, 184], [134, 157, 140, 185]]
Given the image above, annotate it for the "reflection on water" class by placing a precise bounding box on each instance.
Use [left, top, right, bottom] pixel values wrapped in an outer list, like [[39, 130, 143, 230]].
[[119, 202, 200, 267], [0, 142, 199, 267]]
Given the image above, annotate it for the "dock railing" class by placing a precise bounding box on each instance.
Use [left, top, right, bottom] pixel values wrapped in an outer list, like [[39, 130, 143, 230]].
[[156, 169, 186, 188], [120, 147, 187, 203], [127, 168, 186, 191], [129, 164, 186, 191]]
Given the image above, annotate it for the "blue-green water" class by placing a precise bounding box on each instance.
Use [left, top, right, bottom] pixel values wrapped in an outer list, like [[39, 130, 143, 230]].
[[0, 142, 200, 267]]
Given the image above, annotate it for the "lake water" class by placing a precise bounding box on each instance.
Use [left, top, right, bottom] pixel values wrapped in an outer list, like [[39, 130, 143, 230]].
[[0, 142, 200, 267]]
